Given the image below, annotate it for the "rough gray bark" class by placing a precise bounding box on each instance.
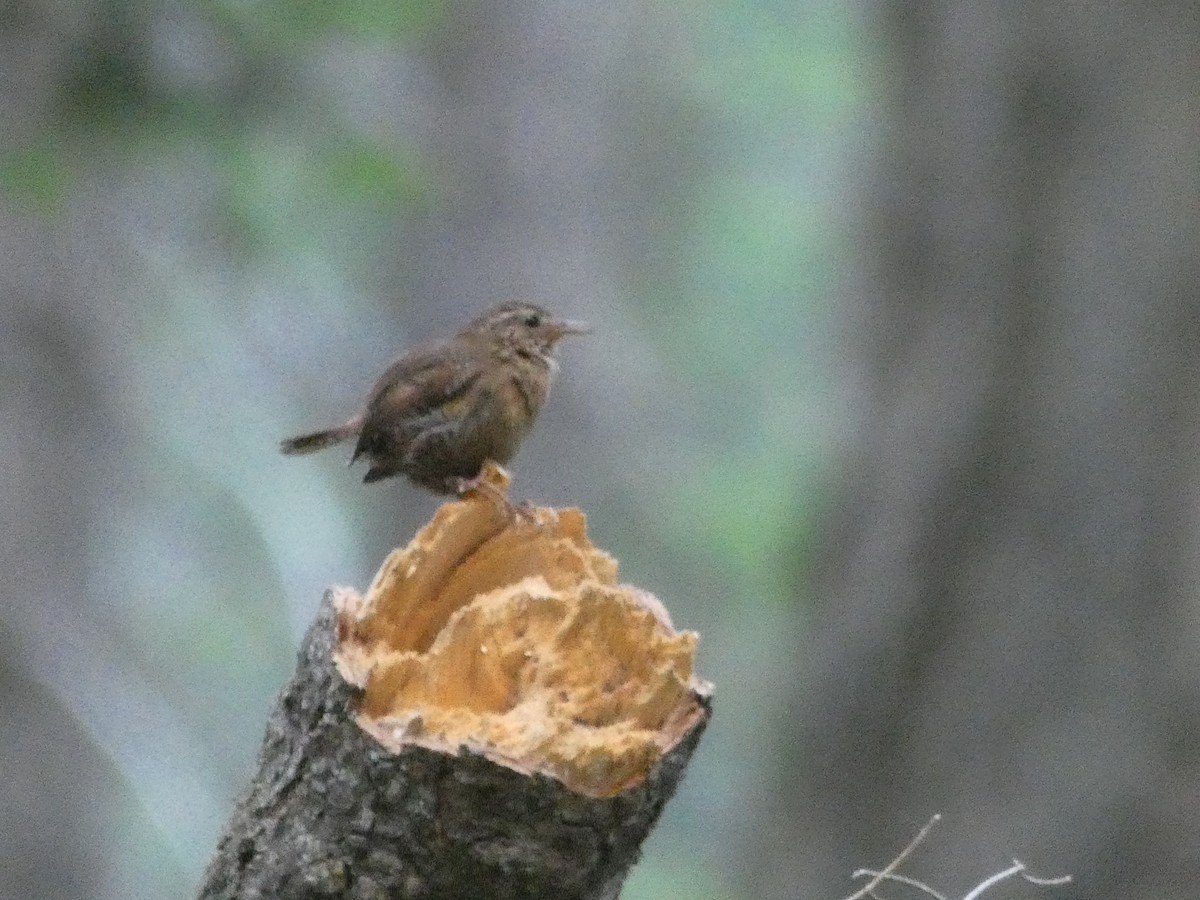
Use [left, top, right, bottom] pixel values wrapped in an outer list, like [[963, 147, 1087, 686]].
[[749, 2, 1200, 899], [198, 593, 708, 900]]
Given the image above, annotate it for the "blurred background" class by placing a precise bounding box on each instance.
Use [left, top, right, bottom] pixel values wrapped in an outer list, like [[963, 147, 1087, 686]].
[[2, 2, 1198, 899]]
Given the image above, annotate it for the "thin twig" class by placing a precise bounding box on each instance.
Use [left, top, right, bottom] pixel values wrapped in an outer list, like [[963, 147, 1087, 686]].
[[1018, 860, 1072, 887], [959, 862, 1023, 900], [840, 814, 942, 900], [851, 868, 948, 900], [959, 859, 1071, 900]]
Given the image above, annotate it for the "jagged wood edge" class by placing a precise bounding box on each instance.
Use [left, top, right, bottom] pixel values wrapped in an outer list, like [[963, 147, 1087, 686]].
[[197, 590, 711, 900]]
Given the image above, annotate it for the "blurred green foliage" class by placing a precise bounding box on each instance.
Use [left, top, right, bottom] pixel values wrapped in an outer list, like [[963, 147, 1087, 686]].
[[0, 143, 67, 211], [213, 0, 442, 40]]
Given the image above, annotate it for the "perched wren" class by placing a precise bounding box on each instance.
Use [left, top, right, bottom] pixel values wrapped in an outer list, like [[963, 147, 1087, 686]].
[[280, 302, 588, 494]]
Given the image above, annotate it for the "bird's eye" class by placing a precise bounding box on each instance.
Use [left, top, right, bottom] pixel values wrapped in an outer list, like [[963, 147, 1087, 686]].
[[523, 312, 542, 328]]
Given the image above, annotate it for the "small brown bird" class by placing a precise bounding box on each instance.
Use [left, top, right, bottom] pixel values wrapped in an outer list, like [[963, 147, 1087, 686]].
[[280, 302, 588, 494]]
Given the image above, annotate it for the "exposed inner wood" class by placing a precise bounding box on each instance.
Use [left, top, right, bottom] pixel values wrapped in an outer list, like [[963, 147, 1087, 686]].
[[333, 463, 709, 797]]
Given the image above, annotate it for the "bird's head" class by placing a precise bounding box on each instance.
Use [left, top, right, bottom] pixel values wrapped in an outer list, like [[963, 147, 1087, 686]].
[[466, 302, 590, 364]]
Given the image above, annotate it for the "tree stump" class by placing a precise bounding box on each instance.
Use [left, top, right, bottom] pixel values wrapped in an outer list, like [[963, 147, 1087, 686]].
[[198, 473, 711, 900]]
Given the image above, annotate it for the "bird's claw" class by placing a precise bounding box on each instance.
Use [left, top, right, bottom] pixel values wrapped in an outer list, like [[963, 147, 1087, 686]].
[[452, 475, 538, 525]]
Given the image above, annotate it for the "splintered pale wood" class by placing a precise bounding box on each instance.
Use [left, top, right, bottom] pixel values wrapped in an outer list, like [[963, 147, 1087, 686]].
[[333, 479, 709, 798]]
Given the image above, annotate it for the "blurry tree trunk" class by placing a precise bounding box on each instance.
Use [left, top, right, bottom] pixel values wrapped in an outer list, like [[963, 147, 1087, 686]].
[[0, 10, 143, 888], [407, 1, 697, 318], [750, 3, 1200, 899]]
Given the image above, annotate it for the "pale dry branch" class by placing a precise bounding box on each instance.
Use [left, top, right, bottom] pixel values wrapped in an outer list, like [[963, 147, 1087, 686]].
[[851, 869, 948, 900], [841, 814, 942, 900], [960, 859, 1071, 900], [1018, 862, 1073, 888], [959, 863, 1026, 900], [842, 817, 1072, 900]]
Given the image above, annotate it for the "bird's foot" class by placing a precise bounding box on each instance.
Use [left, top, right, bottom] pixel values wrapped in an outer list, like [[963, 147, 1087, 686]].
[[451, 466, 537, 524]]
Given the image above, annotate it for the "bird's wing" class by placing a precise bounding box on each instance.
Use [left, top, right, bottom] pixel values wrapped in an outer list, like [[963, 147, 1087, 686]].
[[351, 341, 482, 467], [363, 339, 482, 424]]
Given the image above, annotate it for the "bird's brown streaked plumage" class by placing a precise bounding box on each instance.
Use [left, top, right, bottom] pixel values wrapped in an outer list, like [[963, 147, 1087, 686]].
[[279, 303, 588, 494]]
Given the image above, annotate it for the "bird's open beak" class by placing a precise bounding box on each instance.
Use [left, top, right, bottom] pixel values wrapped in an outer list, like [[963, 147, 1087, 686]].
[[546, 318, 591, 341]]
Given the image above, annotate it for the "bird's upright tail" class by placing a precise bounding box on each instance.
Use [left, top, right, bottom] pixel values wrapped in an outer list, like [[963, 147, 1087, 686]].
[[279, 417, 361, 456]]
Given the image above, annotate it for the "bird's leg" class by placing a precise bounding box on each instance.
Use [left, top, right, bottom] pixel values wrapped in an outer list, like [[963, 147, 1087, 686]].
[[451, 473, 506, 505], [451, 462, 537, 523]]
